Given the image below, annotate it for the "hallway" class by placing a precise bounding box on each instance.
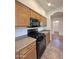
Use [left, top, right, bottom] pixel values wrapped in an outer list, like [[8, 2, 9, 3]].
[[41, 35, 63, 59]]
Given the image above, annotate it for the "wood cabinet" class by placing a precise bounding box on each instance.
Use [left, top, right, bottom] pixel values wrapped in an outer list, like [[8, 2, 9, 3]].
[[20, 42, 37, 59], [42, 31, 50, 46], [30, 10, 47, 26], [15, 1, 47, 27], [40, 16, 47, 26], [46, 32, 50, 45], [15, 41, 37, 59], [15, 52, 20, 59], [20, 45, 36, 59], [15, 1, 30, 27], [30, 10, 40, 20]]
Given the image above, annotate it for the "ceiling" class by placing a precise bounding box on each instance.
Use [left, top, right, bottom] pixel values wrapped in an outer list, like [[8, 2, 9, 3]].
[[36, 0, 63, 13]]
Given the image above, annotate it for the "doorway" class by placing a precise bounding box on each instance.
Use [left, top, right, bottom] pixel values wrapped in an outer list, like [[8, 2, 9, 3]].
[[51, 12, 63, 50]]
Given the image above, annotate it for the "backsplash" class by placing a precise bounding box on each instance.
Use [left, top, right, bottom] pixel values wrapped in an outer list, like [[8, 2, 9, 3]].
[[15, 27, 28, 37], [38, 27, 47, 32], [15, 27, 47, 38]]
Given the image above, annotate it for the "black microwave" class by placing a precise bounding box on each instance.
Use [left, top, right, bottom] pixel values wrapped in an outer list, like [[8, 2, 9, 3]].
[[29, 18, 40, 27]]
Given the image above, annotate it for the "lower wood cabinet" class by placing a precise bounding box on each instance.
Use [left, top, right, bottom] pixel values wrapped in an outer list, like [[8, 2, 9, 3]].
[[16, 42, 37, 59], [47, 32, 50, 45], [42, 31, 50, 46], [15, 52, 20, 59], [20, 46, 36, 59]]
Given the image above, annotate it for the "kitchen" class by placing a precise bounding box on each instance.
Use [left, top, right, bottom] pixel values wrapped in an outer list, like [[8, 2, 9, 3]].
[[15, 0, 63, 59]]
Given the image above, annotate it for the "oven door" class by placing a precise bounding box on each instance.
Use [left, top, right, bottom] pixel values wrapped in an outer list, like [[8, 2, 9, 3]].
[[36, 38, 46, 59]]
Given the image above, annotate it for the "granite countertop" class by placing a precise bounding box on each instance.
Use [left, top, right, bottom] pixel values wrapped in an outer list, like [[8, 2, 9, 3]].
[[15, 37, 36, 53]]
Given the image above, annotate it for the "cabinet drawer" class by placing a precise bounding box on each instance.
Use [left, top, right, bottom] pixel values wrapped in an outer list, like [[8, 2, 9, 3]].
[[20, 42, 36, 55], [15, 52, 20, 59], [20, 46, 36, 59]]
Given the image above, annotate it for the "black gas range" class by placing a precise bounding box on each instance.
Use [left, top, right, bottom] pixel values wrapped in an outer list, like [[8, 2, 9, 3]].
[[27, 29, 46, 59]]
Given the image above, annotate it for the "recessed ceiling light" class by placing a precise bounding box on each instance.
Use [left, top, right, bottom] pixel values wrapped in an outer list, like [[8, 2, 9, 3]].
[[48, 3, 51, 6], [55, 20, 59, 23]]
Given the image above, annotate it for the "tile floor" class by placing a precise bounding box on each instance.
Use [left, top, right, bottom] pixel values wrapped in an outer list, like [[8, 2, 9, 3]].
[[41, 36, 63, 59]]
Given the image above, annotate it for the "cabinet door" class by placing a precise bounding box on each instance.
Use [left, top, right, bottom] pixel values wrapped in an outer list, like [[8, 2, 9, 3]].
[[45, 32, 50, 46], [30, 10, 40, 20], [15, 1, 30, 27], [15, 52, 20, 59], [40, 16, 47, 26], [47, 32, 50, 44], [20, 46, 37, 59]]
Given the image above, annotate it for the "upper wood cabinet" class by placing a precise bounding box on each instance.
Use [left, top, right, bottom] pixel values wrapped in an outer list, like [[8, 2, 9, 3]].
[[30, 10, 40, 20], [30, 10, 47, 26], [40, 16, 47, 26], [15, 1, 47, 27], [15, 1, 30, 27]]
